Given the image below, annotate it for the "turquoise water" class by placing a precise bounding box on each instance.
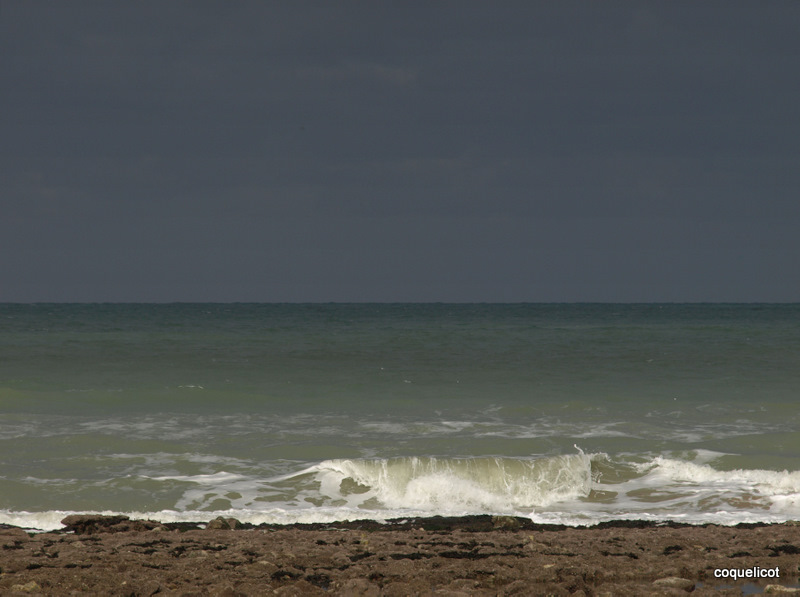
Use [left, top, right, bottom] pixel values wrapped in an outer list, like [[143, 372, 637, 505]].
[[1, 303, 798, 530]]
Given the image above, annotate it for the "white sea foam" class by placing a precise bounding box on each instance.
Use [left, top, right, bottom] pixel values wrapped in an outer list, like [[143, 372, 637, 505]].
[[562, 453, 800, 525], [358, 420, 477, 436], [303, 452, 594, 513], [0, 507, 399, 532], [3, 451, 800, 532], [0, 453, 594, 531], [147, 471, 247, 485], [634, 456, 800, 496]]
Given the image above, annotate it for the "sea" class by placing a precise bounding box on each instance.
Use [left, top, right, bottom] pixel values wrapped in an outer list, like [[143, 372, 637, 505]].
[[1, 303, 798, 531]]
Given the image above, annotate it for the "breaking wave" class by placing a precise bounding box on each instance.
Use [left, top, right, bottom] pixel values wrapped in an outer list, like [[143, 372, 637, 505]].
[[304, 452, 594, 513], [5, 449, 800, 532]]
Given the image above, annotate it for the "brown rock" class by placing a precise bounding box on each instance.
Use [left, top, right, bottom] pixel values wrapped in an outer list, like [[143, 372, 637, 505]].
[[134, 580, 161, 596], [336, 578, 380, 596], [10, 581, 41, 593], [1, 517, 800, 595], [382, 582, 417, 596], [491, 515, 522, 530], [214, 586, 246, 597], [0, 527, 29, 539], [652, 576, 695, 591], [206, 516, 237, 530], [61, 514, 130, 534]]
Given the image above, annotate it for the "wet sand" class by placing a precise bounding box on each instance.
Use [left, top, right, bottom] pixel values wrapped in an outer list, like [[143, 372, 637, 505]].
[[2, 515, 800, 595]]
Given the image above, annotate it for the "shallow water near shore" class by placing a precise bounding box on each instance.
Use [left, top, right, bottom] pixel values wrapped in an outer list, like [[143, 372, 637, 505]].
[[1, 303, 798, 530]]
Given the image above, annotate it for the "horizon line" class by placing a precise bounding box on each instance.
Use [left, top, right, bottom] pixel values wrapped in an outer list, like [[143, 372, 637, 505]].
[[1, 301, 797, 306]]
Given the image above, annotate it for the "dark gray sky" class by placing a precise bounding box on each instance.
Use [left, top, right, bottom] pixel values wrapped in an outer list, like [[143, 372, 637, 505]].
[[2, 1, 799, 302]]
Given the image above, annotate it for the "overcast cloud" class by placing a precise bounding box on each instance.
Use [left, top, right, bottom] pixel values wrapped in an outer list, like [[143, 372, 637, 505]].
[[2, 1, 799, 302]]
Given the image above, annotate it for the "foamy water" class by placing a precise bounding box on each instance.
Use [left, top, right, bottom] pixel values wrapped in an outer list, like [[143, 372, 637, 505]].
[[4, 449, 800, 532]]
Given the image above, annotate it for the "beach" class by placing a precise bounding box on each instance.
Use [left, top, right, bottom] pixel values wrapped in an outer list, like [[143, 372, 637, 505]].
[[2, 515, 800, 595], [2, 304, 799, 595]]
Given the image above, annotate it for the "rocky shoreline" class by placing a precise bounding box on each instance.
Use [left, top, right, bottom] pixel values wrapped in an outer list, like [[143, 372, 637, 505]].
[[2, 515, 800, 595]]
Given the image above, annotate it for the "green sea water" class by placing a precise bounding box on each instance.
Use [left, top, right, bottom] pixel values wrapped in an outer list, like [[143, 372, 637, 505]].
[[1, 303, 798, 530]]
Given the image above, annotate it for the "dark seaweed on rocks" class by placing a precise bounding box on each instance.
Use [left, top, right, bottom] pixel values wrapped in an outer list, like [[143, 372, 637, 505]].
[[2, 515, 799, 595]]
